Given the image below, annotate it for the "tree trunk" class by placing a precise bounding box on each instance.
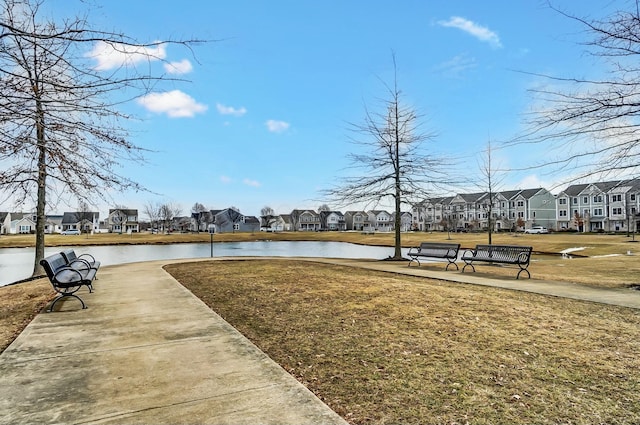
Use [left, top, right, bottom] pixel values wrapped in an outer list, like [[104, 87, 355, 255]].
[[33, 100, 46, 277]]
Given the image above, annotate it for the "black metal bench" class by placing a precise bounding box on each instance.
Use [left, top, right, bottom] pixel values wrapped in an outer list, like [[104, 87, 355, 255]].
[[60, 248, 101, 272], [407, 242, 461, 270], [461, 244, 533, 279], [40, 253, 97, 311]]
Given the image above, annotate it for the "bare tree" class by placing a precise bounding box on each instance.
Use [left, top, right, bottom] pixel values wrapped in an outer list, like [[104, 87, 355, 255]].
[[159, 202, 181, 233], [143, 201, 161, 231], [260, 205, 277, 230], [191, 202, 209, 233], [317, 204, 330, 212], [74, 200, 96, 236], [514, 2, 640, 181], [322, 56, 453, 260], [0, 0, 202, 276], [476, 140, 506, 244]]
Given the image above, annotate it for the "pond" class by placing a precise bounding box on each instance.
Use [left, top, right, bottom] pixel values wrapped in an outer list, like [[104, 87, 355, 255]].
[[0, 241, 407, 287]]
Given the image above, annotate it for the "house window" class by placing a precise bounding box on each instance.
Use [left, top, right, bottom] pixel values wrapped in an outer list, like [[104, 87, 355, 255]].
[[631, 194, 636, 201], [573, 197, 578, 205], [233, 224, 240, 231], [612, 194, 622, 202], [583, 209, 590, 216], [517, 212, 524, 218], [532, 211, 536, 218], [593, 208, 603, 216], [517, 201, 524, 207], [583, 196, 589, 203], [593, 195, 602, 203], [559, 198, 567, 205], [613, 208, 622, 215], [559, 210, 567, 217]]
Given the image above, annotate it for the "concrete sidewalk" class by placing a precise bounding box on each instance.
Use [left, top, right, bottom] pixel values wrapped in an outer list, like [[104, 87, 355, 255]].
[[0, 260, 348, 425], [2, 256, 639, 425], [321, 258, 640, 309]]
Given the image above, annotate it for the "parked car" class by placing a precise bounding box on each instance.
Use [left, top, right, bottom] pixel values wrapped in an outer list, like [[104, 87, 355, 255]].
[[61, 229, 81, 235], [524, 226, 548, 234]]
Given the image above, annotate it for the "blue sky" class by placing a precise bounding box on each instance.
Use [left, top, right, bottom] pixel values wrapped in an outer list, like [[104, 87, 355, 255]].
[[46, 1, 614, 217]]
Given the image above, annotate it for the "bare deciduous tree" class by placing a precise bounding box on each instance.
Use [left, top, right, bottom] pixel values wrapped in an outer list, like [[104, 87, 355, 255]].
[[143, 201, 161, 231], [260, 205, 276, 230], [0, 0, 202, 276], [476, 140, 506, 244], [191, 202, 209, 233], [159, 202, 181, 233], [322, 56, 453, 260], [515, 2, 640, 181]]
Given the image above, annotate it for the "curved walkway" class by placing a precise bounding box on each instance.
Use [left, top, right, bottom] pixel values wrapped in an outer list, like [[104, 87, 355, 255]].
[[1, 257, 639, 425]]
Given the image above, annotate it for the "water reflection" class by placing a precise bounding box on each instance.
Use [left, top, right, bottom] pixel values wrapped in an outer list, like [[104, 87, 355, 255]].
[[0, 241, 406, 286]]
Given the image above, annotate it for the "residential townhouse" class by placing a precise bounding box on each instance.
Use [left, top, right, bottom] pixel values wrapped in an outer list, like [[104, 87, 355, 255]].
[[413, 188, 556, 232], [556, 179, 640, 232]]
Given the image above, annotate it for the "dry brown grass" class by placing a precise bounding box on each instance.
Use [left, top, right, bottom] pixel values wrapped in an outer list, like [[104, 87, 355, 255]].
[[166, 259, 640, 425], [0, 278, 52, 352]]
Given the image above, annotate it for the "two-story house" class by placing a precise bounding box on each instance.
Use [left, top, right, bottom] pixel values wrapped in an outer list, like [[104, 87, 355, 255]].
[[319, 211, 346, 231], [344, 211, 369, 231], [107, 208, 139, 233], [368, 210, 393, 232]]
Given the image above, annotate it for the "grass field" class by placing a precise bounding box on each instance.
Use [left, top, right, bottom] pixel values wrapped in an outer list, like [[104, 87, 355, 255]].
[[166, 259, 640, 425]]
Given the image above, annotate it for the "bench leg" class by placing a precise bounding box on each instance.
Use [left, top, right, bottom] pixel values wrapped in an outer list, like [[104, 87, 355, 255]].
[[461, 262, 475, 273], [48, 293, 87, 312], [408, 257, 421, 267], [516, 266, 531, 280], [445, 259, 459, 271]]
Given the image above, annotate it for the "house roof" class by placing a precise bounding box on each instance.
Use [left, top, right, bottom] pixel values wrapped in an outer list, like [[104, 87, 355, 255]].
[[109, 208, 137, 215], [62, 211, 98, 224]]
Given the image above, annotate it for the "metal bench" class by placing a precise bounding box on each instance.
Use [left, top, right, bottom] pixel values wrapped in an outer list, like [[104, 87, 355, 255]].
[[60, 248, 101, 272], [461, 244, 533, 279], [407, 242, 461, 270], [40, 253, 97, 311]]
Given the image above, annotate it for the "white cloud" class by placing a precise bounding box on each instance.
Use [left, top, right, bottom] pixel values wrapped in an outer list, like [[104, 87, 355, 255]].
[[434, 53, 477, 78], [220, 175, 232, 183], [216, 103, 247, 117], [87, 41, 167, 71], [164, 59, 193, 75], [438, 16, 502, 49], [137, 90, 207, 118], [265, 119, 290, 133], [243, 178, 261, 187]]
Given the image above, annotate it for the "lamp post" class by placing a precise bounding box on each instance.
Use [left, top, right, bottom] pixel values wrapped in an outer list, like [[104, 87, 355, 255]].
[[208, 225, 215, 257]]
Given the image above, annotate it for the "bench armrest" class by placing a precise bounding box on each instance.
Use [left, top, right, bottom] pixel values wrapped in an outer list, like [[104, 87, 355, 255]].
[[69, 258, 91, 270], [462, 249, 476, 257], [78, 253, 96, 263]]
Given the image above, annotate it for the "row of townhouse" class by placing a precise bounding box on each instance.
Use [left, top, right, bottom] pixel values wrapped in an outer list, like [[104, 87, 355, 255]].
[[0, 208, 140, 234], [412, 179, 640, 233], [260, 209, 413, 232]]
